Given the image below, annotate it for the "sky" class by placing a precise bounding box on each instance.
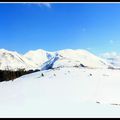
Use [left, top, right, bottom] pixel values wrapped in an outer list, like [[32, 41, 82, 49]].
[[0, 2, 120, 55]]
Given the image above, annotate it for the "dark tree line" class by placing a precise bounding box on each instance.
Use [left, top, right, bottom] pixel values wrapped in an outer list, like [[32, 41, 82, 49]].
[[0, 69, 40, 82]]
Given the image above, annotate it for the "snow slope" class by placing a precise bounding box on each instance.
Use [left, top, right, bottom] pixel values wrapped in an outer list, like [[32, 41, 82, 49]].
[[24, 49, 55, 68], [0, 48, 114, 71], [0, 67, 120, 117], [40, 49, 114, 70], [0, 49, 37, 71]]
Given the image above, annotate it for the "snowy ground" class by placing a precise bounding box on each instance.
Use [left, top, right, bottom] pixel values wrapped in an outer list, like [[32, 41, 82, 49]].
[[0, 67, 120, 117]]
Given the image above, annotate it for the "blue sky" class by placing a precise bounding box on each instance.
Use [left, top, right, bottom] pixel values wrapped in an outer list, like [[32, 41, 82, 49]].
[[0, 3, 120, 55]]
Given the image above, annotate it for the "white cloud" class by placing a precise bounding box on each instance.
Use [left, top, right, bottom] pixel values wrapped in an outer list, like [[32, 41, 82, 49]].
[[100, 52, 120, 67], [100, 52, 120, 59], [24, 2, 52, 8], [41, 3, 51, 8]]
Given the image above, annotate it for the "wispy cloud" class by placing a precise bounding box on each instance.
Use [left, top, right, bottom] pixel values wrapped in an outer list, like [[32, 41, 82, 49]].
[[100, 52, 120, 60], [23, 2, 52, 8], [40, 3, 51, 8]]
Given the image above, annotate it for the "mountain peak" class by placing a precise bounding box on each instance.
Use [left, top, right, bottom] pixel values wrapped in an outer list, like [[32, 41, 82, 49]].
[[0, 48, 38, 71], [0, 48, 115, 71], [0, 48, 11, 53]]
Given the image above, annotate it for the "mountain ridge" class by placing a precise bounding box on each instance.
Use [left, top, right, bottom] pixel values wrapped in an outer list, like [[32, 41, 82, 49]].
[[0, 48, 116, 71]]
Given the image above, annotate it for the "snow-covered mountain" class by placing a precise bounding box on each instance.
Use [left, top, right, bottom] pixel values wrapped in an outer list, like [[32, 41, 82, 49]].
[[101, 52, 120, 68], [40, 49, 114, 70], [0, 48, 115, 71], [24, 49, 55, 68], [0, 49, 37, 71], [0, 49, 120, 117]]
